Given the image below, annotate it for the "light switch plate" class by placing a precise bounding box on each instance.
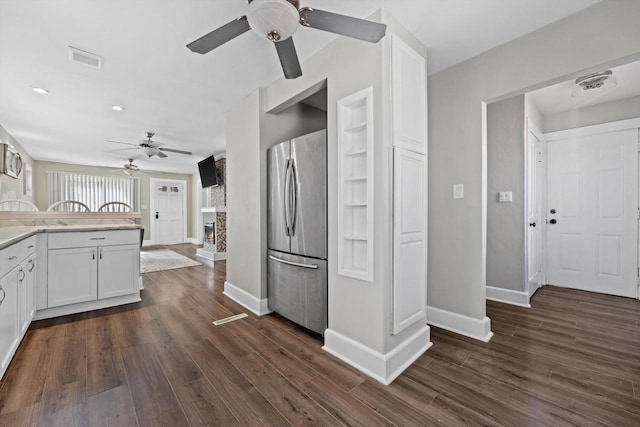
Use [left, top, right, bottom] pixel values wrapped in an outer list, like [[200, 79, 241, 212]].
[[498, 191, 513, 203], [453, 184, 464, 199]]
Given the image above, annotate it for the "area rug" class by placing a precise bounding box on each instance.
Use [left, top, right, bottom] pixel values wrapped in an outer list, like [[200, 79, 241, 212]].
[[140, 249, 202, 273]]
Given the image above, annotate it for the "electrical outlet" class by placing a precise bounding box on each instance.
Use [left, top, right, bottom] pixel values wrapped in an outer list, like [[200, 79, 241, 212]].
[[453, 184, 464, 199]]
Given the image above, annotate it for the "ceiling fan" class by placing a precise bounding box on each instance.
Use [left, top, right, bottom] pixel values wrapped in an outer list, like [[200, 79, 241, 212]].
[[110, 158, 143, 176], [108, 132, 192, 158], [186, 0, 387, 79]]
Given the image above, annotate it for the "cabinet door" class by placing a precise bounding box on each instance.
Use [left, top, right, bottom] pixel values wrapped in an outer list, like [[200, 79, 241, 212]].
[[98, 244, 139, 299], [17, 261, 29, 336], [391, 35, 427, 154], [392, 148, 427, 335], [48, 247, 98, 308], [25, 256, 37, 321], [0, 267, 20, 378]]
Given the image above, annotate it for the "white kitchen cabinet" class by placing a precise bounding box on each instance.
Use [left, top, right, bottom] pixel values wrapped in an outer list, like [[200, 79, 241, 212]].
[[46, 229, 140, 310], [0, 265, 20, 379], [48, 247, 98, 308], [97, 244, 140, 299], [0, 235, 36, 379], [17, 252, 37, 336]]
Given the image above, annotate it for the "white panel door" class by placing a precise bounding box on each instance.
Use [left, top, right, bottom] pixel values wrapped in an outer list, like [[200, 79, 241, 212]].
[[154, 182, 184, 245], [391, 35, 426, 155], [547, 128, 638, 298], [392, 148, 426, 335], [527, 124, 544, 296]]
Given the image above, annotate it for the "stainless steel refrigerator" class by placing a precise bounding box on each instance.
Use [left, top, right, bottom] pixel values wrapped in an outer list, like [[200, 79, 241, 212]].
[[267, 129, 327, 335]]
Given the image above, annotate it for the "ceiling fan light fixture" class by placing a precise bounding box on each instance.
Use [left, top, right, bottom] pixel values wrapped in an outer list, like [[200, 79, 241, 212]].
[[247, 0, 300, 41], [141, 146, 157, 157]]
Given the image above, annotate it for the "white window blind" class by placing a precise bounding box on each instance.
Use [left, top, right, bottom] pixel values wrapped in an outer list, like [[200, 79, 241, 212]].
[[47, 172, 140, 211]]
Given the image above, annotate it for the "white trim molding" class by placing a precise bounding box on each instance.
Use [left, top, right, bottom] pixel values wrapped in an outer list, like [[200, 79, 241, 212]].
[[545, 117, 640, 141], [186, 237, 199, 245], [223, 281, 272, 316], [426, 305, 493, 342], [322, 326, 431, 385], [486, 286, 531, 308]]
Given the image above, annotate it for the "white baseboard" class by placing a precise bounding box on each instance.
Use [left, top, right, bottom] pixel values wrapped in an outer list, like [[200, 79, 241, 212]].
[[186, 237, 199, 245], [223, 281, 272, 316], [322, 325, 432, 385], [426, 305, 493, 342], [486, 286, 531, 308], [529, 281, 542, 298], [142, 239, 153, 247], [196, 248, 227, 261], [34, 293, 141, 321]]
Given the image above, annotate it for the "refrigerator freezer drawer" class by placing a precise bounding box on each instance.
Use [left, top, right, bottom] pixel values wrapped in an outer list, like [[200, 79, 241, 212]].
[[267, 250, 327, 335]]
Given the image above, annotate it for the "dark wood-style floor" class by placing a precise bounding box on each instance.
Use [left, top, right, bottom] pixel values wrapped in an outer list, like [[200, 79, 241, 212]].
[[1, 244, 639, 426]]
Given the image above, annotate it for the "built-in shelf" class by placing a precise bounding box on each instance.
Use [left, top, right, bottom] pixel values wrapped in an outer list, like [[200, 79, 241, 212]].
[[337, 86, 374, 282], [344, 122, 367, 133], [345, 149, 367, 157]]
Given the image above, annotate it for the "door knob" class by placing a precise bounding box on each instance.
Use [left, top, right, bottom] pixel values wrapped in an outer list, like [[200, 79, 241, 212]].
[[155, 211, 159, 219], [549, 219, 557, 224], [529, 222, 536, 227]]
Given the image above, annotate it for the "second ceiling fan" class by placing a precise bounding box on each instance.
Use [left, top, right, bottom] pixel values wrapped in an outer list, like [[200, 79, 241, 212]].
[[187, 0, 387, 79], [108, 132, 192, 158]]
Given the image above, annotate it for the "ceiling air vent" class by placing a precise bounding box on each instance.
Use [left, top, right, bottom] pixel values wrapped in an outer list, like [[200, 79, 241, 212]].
[[68, 46, 103, 69]]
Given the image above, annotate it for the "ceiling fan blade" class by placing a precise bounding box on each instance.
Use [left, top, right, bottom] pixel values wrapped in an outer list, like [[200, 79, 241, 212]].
[[158, 147, 193, 155], [107, 140, 138, 146], [274, 38, 302, 79], [300, 8, 387, 43], [148, 141, 165, 148], [110, 147, 141, 152], [187, 16, 250, 54], [157, 150, 169, 158]]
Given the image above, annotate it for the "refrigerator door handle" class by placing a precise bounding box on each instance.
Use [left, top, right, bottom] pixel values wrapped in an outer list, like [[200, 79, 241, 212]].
[[290, 159, 298, 236], [269, 254, 319, 269], [284, 159, 292, 236]]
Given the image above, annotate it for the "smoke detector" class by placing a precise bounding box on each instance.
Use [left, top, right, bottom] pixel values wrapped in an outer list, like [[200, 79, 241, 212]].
[[572, 70, 616, 97], [68, 46, 103, 69]]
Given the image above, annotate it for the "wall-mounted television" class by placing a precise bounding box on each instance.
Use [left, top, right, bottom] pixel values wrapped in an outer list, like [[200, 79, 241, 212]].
[[198, 155, 219, 188]]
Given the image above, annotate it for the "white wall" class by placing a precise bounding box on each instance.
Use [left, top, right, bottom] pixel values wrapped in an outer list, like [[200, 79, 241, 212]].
[[486, 95, 526, 293], [543, 94, 640, 132], [428, 1, 640, 323]]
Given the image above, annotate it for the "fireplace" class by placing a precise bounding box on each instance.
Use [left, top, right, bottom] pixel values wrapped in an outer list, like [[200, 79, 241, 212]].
[[204, 221, 215, 244]]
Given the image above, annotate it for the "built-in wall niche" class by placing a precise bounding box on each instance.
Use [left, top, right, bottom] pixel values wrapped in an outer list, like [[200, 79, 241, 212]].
[[337, 86, 374, 282]]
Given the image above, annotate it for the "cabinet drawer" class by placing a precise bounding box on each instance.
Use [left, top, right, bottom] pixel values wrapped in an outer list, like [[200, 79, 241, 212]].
[[48, 229, 139, 249], [0, 235, 36, 278]]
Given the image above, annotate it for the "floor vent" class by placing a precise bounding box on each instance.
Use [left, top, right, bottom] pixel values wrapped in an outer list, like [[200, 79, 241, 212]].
[[68, 46, 103, 69], [213, 313, 248, 326]]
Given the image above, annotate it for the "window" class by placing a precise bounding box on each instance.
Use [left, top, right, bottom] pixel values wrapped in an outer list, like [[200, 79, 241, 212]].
[[47, 172, 140, 211]]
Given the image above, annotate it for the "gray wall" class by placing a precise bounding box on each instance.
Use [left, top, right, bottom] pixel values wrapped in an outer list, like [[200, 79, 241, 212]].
[[486, 96, 526, 292], [543, 94, 640, 133], [428, 1, 640, 321], [0, 124, 35, 204]]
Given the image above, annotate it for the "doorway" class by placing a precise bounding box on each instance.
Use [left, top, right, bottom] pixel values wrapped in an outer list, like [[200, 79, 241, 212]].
[[150, 178, 187, 245]]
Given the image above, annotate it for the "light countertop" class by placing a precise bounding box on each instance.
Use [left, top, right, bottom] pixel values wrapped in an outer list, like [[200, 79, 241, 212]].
[[0, 224, 141, 250]]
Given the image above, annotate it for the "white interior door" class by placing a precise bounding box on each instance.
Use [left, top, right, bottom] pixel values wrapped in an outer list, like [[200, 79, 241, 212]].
[[154, 181, 184, 245], [547, 128, 638, 298], [527, 122, 544, 297]]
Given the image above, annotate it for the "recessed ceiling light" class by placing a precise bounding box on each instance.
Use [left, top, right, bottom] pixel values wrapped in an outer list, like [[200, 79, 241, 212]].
[[32, 87, 49, 94], [111, 105, 125, 111]]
